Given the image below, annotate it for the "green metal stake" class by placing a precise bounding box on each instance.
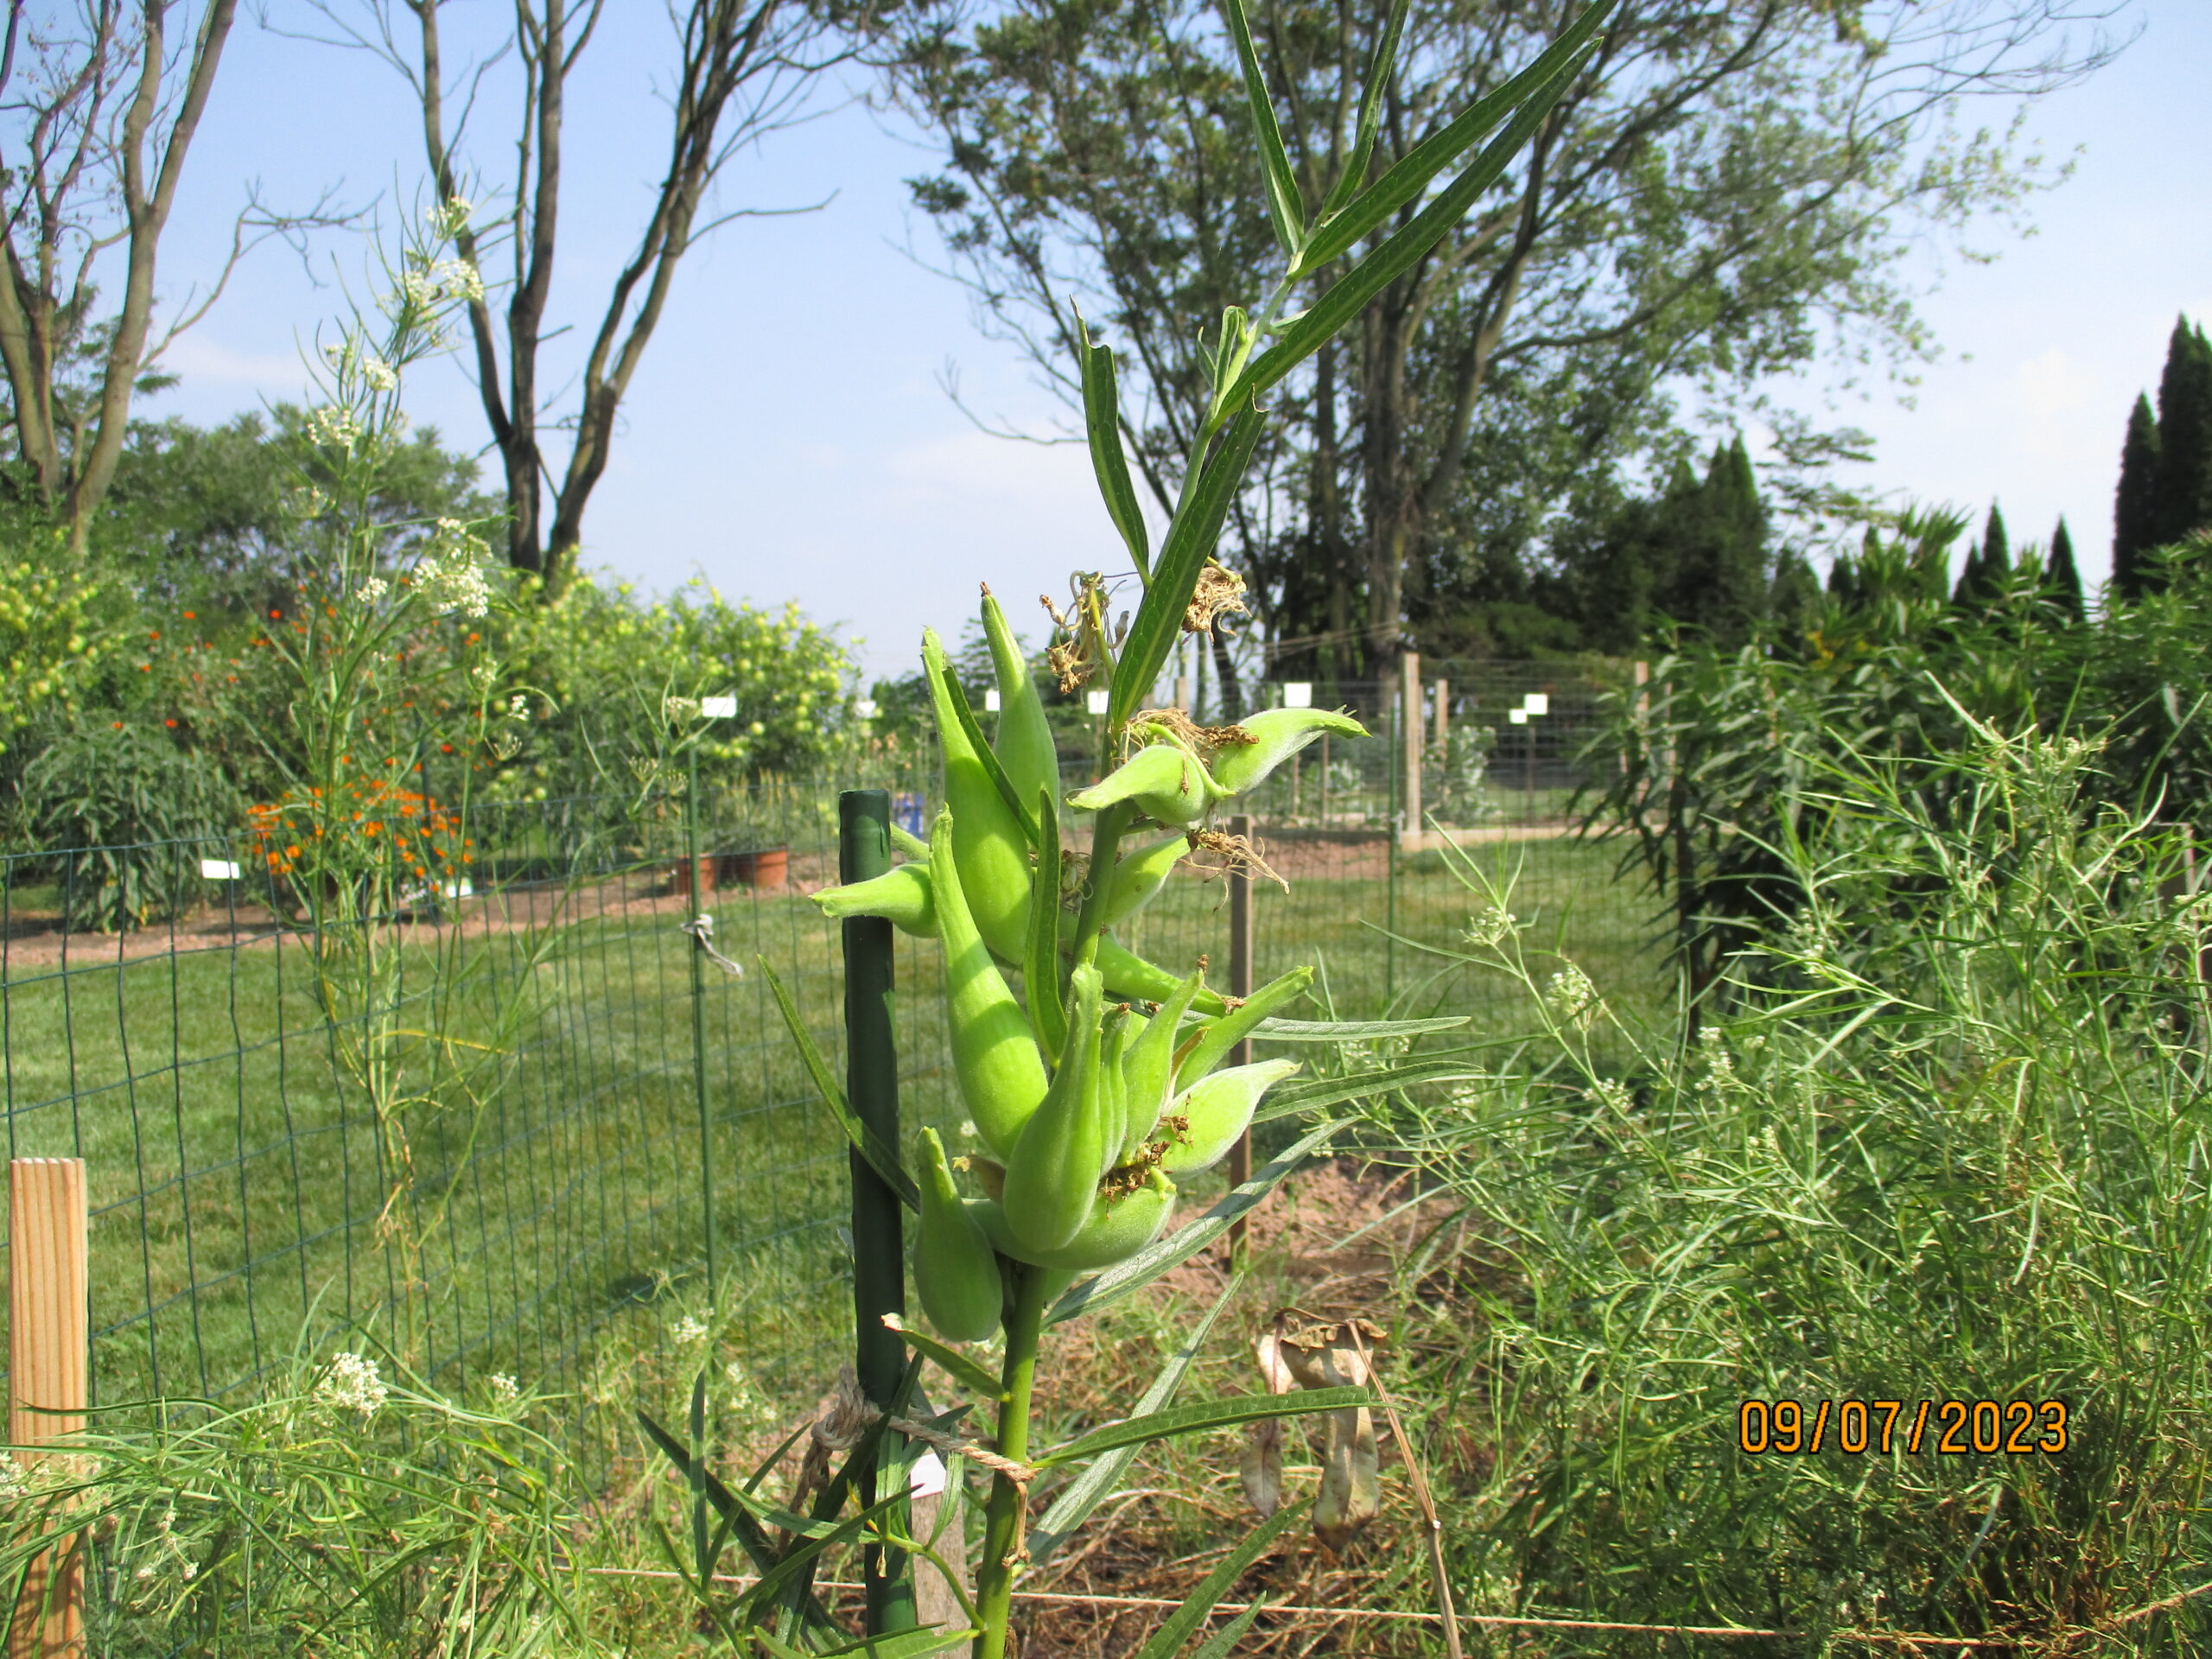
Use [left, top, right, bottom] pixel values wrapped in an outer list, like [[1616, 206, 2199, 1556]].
[[683, 744, 717, 1583], [840, 788, 915, 1635]]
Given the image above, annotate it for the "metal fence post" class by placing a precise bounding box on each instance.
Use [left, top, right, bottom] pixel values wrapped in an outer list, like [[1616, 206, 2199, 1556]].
[[10, 1158, 86, 1659], [839, 790, 914, 1635], [1386, 697, 1400, 1007]]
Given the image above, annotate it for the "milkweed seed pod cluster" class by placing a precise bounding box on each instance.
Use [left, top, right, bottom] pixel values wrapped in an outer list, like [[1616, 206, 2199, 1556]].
[[814, 589, 1363, 1338]]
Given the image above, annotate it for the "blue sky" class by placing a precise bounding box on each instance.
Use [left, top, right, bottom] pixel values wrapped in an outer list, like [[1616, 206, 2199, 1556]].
[[146, 0, 2206, 678]]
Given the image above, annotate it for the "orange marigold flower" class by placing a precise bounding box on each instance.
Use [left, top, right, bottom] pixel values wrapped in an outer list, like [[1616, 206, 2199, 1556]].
[[183, 611, 196, 620], [112, 721, 124, 729], [165, 719, 178, 728]]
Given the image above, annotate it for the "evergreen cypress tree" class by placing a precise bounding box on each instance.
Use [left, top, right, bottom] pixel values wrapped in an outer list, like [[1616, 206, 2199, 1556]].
[[1952, 537, 1984, 609], [1770, 549, 1820, 649], [2151, 318, 2212, 555], [2114, 391, 2162, 599], [2046, 516, 2084, 620], [1706, 436, 1769, 645]]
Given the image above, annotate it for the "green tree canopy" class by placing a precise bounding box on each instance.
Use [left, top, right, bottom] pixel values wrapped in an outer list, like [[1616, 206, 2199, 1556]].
[[2113, 391, 2162, 598], [896, 0, 2115, 675], [2046, 515, 2083, 620]]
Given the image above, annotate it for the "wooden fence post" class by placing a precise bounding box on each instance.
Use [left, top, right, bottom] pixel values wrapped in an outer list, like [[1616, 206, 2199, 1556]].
[[1226, 813, 1255, 1254], [9, 1158, 87, 1659], [1432, 677, 1449, 752]]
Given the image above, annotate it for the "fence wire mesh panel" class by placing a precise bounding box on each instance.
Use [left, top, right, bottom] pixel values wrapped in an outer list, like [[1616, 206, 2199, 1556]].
[[0, 780, 957, 1444], [1, 680, 1662, 1456]]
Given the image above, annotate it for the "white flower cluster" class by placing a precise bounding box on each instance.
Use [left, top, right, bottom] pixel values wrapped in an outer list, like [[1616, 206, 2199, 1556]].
[[433, 196, 474, 238], [315, 1351, 390, 1418], [356, 576, 390, 603], [0, 1457, 29, 1503], [1464, 906, 1520, 950], [1590, 1076, 1634, 1116], [402, 257, 486, 309], [672, 1313, 709, 1344], [506, 693, 531, 720], [418, 520, 492, 619], [488, 1372, 521, 1406], [1544, 963, 1601, 1033], [303, 404, 364, 451]]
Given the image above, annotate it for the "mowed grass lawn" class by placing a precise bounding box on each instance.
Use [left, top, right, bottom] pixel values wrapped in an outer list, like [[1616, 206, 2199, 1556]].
[[0, 831, 1662, 1415]]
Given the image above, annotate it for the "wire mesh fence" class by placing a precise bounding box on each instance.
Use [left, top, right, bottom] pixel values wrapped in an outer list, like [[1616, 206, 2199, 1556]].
[[0, 676, 1666, 1452]]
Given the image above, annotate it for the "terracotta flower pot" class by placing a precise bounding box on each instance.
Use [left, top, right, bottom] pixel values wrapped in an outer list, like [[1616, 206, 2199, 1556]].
[[719, 847, 789, 889]]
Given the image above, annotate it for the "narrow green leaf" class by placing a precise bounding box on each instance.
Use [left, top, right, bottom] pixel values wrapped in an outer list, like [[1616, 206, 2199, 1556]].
[[1029, 1268, 1245, 1564], [817, 1625, 984, 1659], [1220, 0, 1305, 257], [1253, 1059, 1484, 1123], [1108, 405, 1267, 731], [933, 654, 1039, 844], [1079, 320, 1151, 581], [759, 960, 920, 1211], [1128, 1508, 1303, 1659], [881, 1313, 1004, 1402], [1243, 21, 1599, 404], [1300, 0, 1614, 275], [1042, 1385, 1369, 1467], [1315, 0, 1413, 223], [734, 1491, 910, 1625], [1050, 1117, 1342, 1323], [1188, 1600, 1268, 1659], [1251, 1014, 1469, 1041], [1027, 783, 1066, 1063], [635, 1408, 845, 1637]]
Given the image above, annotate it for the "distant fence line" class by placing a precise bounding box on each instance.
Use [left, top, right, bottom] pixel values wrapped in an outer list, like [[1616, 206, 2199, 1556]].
[[0, 677, 1662, 1443]]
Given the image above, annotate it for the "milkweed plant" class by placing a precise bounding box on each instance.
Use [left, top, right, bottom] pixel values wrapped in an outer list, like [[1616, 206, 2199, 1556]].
[[639, 3, 1619, 1654]]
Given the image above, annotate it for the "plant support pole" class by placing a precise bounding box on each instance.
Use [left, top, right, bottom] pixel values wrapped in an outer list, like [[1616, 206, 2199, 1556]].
[[10, 1158, 86, 1659], [840, 789, 915, 1634], [1226, 813, 1254, 1255]]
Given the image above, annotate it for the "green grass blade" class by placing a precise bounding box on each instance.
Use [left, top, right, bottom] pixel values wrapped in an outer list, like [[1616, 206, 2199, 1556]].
[[1299, 0, 1612, 275], [1128, 1508, 1304, 1659], [1108, 404, 1267, 730], [814, 1626, 985, 1659], [1028, 1268, 1245, 1564], [1079, 321, 1151, 580], [1040, 1385, 1369, 1467], [1220, 0, 1306, 257], [1253, 1059, 1484, 1124], [1188, 1600, 1268, 1659], [882, 1312, 1005, 1402], [1315, 0, 1413, 224], [1050, 1117, 1342, 1323], [1243, 22, 1598, 404], [758, 958, 921, 1211], [1252, 1014, 1468, 1040]]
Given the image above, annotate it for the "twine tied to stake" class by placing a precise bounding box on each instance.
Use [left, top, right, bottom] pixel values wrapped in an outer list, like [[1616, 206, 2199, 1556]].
[[680, 913, 745, 977]]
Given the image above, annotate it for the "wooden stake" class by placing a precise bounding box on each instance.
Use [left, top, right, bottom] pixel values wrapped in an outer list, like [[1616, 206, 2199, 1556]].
[[1226, 813, 1255, 1255], [9, 1159, 86, 1659]]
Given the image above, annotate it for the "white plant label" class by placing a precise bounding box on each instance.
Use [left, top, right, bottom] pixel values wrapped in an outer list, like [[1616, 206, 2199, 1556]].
[[1282, 682, 1313, 709], [700, 695, 738, 718], [1086, 690, 1110, 715], [200, 859, 241, 880], [908, 1450, 949, 1498], [1509, 708, 1529, 724], [855, 698, 878, 720], [983, 689, 1001, 712], [1522, 693, 1549, 716]]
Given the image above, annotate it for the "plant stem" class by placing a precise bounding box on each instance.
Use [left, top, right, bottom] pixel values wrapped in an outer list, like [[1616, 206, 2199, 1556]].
[[975, 1261, 1049, 1659]]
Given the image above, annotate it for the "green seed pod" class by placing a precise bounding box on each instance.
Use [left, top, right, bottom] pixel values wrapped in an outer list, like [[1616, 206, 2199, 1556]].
[[1098, 1005, 1134, 1176], [1175, 964, 1314, 1090], [1099, 833, 1188, 932], [811, 862, 937, 937], [925, 628, 1033, 960], [1205, 708, 1368, 796], [1117, 964, 1207, 1162], [1065, 742, 1228, 827], [933, 809, 1049, 1157], [970, 1164, 1178, 1270], [982, 589, 1060, 816], [1003, 963, 1109, 1255], [1160, 1058, 1300, 1174], [913, 1127, 1004, 1341], [1096, 938, 1230, 1015]]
